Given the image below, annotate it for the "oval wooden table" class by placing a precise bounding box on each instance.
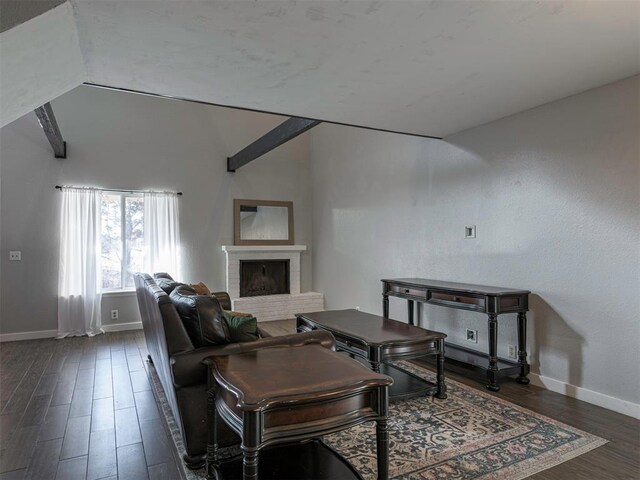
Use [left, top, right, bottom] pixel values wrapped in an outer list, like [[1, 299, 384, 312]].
[[204, 344, 393, 480]]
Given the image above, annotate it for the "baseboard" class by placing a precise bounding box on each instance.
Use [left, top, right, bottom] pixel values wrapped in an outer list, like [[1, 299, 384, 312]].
[[101, 321, 143, 332], [0, 329, 58, 342], [529, 373, 640, 420], [0, 321, 144, 341]]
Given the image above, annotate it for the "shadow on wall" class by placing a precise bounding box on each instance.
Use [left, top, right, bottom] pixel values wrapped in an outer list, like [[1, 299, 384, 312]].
[[529, 294, 584, 391]]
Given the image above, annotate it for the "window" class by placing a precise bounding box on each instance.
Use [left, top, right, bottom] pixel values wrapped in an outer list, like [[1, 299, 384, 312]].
[[101, 193, 144, 290]]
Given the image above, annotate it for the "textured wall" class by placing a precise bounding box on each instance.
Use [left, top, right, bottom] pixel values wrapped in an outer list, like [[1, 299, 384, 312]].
[[309, 76, 640, 408], [0, 85, 313, 333]]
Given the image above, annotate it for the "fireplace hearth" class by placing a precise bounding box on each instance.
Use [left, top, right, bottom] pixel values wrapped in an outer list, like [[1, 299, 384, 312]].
[[240, 260, 290, 297], [221, 245, 323, 322]]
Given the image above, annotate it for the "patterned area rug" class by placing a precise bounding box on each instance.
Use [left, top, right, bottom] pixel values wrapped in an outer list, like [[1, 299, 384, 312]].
[[149, 360, 606, 480]]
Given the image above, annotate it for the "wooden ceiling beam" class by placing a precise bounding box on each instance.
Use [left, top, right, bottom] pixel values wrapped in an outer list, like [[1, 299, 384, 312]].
[[34, 102, 66, 158], [227, 117, 320, 172]]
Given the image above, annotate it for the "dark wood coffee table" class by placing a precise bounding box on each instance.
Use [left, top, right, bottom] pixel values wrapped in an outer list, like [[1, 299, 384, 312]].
[[204, 344, 392, 480], [296, 309, 447, 401]]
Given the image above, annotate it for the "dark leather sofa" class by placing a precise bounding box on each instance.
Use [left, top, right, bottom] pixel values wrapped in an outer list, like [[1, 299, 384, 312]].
[[133, 273, 335, 468]]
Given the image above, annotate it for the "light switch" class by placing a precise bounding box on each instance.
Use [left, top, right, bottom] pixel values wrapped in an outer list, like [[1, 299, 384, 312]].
[[9, 251, 21, 261]]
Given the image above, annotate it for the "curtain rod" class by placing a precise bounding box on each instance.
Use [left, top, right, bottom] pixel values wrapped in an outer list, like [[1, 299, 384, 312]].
[[55, 185, 183, 196]]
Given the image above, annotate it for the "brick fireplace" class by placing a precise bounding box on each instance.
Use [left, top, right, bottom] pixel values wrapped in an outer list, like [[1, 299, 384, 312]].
[[221, 245, 323, 322]]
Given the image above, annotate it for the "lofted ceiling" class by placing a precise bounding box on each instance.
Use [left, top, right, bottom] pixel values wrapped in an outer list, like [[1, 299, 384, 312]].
[[2, 1, 639, 136], [0, 0, 66, 33]]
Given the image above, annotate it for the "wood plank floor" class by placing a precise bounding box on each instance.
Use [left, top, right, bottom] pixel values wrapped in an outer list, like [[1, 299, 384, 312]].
[[1, 322, 638, 479], [0, 331, 183, 480], [263, 319, 640, 480]]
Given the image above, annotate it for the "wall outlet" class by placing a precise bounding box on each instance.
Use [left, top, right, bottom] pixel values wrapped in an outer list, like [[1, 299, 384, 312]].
[[465, 225, 476, 239], [508, 345, 517, 359], [111, 310, 119, 320], [466, 328, 478, 343], [9, 251, 21, 261]]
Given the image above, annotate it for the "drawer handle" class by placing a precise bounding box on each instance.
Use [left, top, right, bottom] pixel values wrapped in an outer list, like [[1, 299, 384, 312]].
[[405, 289, 410, 294], [452, 296, 459, 302]]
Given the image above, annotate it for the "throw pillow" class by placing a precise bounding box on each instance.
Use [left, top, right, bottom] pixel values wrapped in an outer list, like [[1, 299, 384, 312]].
[[223, 310, 259, 343], [170, 285, 229, 346], [190, 282, 211, 296]]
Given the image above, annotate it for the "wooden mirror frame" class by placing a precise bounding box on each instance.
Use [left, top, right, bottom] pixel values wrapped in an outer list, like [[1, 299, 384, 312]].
[[234, 199, 294, 246]]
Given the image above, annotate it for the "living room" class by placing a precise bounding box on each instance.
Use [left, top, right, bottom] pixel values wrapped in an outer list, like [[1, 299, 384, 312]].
[[1, 1, 638, 479]]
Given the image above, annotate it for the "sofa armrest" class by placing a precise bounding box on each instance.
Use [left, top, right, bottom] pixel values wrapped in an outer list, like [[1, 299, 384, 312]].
[[171, 330, 335, 388]]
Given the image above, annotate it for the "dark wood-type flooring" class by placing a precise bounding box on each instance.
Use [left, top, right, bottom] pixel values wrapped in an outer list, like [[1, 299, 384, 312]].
[[0, 320, 638, 479], [0, 330, 181, 480]]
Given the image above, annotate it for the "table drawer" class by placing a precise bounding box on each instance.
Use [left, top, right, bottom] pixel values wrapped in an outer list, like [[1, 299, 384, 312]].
[[389, 285, 426, 298], [428, 291, 485, 310]]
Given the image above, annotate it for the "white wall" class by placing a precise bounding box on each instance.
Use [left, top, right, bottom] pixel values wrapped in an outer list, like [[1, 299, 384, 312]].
[[0, 85, 313, 334], [309, 76, 640, 415]]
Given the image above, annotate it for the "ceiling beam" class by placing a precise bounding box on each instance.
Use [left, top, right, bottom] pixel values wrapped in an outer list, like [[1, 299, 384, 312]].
[[85, 83, 442, 141], [227, 117, 320, 172], [34, 102, 66, 158]]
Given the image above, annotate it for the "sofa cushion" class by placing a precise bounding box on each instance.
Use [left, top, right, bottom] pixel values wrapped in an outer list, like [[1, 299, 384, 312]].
[[170, 285, 229, 347], [222, 311, 259, 342], [156, 278, 192, 295], [153, 272, 192, 295]]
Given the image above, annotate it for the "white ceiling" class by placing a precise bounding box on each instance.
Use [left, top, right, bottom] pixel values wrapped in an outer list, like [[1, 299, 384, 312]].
[[3, 1, 639, 136], [0, 3, 84, 127]]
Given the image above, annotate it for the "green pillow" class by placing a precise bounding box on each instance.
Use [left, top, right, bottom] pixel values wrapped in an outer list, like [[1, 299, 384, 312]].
[[222, 310, 259, 343]]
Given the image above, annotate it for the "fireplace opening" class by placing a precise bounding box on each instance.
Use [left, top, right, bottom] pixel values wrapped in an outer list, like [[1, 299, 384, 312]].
[[240, 260, 290, 297]]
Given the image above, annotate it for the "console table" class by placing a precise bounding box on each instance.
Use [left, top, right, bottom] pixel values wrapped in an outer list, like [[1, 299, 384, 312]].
[[382, 278, 531, 391]]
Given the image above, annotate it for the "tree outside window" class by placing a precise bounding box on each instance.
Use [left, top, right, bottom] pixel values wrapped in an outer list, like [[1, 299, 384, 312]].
[[101, 193, 144, 290]]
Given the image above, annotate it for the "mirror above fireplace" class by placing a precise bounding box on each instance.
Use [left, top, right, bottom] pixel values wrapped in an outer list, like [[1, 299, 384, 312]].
[[234, 199, 294, 246]]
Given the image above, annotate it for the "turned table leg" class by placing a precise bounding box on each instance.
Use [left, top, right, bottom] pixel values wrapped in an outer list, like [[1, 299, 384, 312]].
[[205, 385, 219, 480], [370, 360, 381, 373], [382, 294, 389, 318], [435, 338, 447, 399], [241, 411, 260, 480], [516, 312, 530, 384], [242, 447, 258, 480], [486, 314, 500, 392], [376, 418, 389, 480]]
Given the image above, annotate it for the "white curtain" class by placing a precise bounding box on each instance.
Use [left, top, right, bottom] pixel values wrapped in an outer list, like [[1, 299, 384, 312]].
[[144, 192, 181, 277], [58, 187, 103, 338]]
